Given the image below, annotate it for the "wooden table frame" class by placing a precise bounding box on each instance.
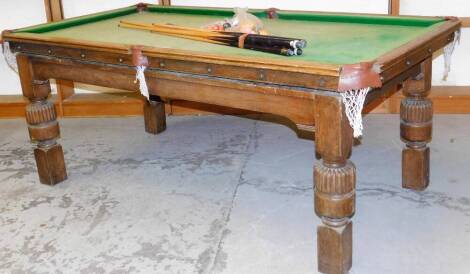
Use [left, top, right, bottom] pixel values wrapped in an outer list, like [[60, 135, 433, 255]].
[[1, 0, 468, 117], [1, 4, 461, 274]]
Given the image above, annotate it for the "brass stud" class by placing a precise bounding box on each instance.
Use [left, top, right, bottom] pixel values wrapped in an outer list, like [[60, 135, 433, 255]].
[[118, 58, 124, 63], [80, 53, 86, 59], [207, 67, 212, 73], [428, 48, 432, 53], [406, 60, 412, 66], [47, 49, 52, 54], [17, 45, 21, 50], [259, 71, 265, 80], [318, 77, 326, 87], [159, 61, 165, 68]]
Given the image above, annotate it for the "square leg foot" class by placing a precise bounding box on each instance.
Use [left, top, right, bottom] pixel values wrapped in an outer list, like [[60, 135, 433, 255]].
[[34, 144, 67, 185], [318, 222, 352, 274], [144, 100, 166, 134], [402, 146, 430, 191]]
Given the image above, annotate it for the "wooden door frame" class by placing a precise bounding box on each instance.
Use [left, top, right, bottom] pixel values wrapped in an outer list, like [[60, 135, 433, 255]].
[[388, 0, 400, 16], [44, 0, 75, 116], [159, 0, 172, 5]]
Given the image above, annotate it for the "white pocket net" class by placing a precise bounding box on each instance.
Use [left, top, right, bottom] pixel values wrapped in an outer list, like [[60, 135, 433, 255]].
[[341, 87, 370, 138], [2, 41, 18, 73], [442, 30, 461, 81]]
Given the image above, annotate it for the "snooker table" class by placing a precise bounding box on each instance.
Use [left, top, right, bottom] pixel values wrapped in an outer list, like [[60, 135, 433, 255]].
[[1, 3, 461, 274]]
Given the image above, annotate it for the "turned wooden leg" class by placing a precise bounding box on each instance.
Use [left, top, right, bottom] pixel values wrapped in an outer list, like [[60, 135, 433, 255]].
[[144, 95, 166, 134], [26, 80, 67, 185], [401, 58, 433, 191], [314, 95, 355, 274]]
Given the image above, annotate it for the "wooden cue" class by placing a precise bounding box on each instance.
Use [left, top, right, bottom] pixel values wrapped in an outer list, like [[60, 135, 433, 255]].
[[119, 21, 299, 56], [119, 25, 221, 41], [148, 22, 307, 49], [150, 22, 306, 49], [121, 21, 305, 48], [119, 22, 227, 45], [120, 20, 230, 39], [119, 22, 211, 37]]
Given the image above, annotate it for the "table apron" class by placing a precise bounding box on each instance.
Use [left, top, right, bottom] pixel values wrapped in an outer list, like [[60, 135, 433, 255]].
[[30, 55, 318, 128]]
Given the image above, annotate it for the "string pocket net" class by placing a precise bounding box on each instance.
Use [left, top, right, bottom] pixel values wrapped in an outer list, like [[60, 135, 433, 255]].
[[2, 41, 18, 73], [341, 87, 370, 138], [443, 30, 461, 81], [135, 65, 149, 100]]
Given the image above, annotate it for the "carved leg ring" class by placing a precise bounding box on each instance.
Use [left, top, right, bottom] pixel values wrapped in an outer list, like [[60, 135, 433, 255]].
[[400, 97, 432, 190], [315, 161, 355, 274], [144, 95, 166, 134], [314, 95, 355, 274], [401, 58, 433, 191], [26, 80, 67, 185]]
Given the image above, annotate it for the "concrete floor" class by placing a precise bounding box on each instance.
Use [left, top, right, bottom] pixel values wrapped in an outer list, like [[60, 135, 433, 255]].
[[0, 114, 469, 274]]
